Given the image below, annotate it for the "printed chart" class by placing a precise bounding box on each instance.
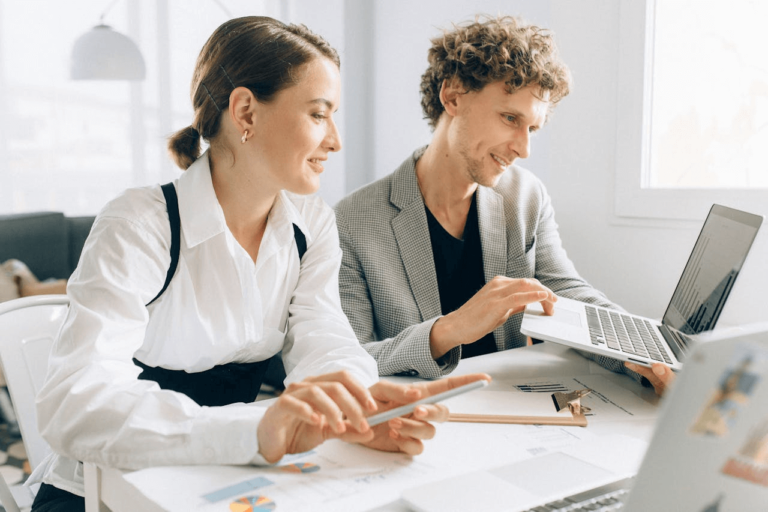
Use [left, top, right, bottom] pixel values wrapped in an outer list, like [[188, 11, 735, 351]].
[[229, 495, 276, 511], [504, 375, 658, 421], [121, 440, 462, 512], [279, 462, 321, 474], [514, 382, 570, 393]]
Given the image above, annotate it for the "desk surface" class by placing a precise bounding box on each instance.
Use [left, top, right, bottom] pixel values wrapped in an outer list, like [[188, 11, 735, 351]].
[[97, 344, 660, 512]]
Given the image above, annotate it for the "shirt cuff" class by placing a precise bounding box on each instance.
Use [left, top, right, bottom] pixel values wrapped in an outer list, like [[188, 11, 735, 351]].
[[409, 317, 460, 379], [188, 403, 266, 466], [251, 449, 279, 466]]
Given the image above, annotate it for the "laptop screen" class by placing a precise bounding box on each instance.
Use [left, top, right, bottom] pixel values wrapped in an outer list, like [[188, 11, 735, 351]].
[[662, 204, 763, 335]]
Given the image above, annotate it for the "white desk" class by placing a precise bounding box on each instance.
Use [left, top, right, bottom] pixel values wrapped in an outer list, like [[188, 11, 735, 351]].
[[90, 344, 660, 512]]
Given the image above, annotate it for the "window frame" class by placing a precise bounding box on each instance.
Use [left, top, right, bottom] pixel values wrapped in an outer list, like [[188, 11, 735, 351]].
[[615, 0, 768, 221]]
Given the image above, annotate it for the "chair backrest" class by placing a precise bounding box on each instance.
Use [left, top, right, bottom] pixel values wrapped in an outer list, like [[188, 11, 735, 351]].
[[0, 295, 69, 470]]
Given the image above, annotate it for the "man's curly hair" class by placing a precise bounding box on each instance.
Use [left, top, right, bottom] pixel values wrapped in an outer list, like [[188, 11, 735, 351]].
[[420, 15, 571, 129]]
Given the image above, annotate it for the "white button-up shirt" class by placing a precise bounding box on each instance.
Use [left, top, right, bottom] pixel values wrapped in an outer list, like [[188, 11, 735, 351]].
[[32, 152, 378, 496]]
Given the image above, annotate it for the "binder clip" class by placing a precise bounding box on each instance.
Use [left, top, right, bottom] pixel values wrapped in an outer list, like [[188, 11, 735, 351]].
[[551, 389, 592, 415]]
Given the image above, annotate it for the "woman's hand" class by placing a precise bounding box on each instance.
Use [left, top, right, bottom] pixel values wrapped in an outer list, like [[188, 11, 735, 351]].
[[256, 371, 491, 462], [360, 373, 491, 455], [256, 370, 377, 463]]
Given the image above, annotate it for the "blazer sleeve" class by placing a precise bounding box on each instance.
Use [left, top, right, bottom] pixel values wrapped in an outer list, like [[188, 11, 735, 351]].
[[335, 209, 460, 379]]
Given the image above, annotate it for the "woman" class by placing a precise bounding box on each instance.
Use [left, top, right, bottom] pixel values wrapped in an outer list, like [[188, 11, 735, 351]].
[[31, 17, 487, 511]]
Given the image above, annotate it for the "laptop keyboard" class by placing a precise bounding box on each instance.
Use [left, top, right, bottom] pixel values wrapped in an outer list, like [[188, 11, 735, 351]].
[[585, 306, 672, 365], [522, 477, 632, 511]]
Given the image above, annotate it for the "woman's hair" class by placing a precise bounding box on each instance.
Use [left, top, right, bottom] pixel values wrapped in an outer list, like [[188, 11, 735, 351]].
[[420, 15, 571, 129], [168, 16, 340, 170]]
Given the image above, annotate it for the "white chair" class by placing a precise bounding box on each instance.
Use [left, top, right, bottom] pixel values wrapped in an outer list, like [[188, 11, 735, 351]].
[[0, 295, 69, 512]]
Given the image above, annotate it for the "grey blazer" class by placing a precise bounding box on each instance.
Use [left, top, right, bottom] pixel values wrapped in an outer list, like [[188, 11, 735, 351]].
[[335, 147, 631, 379]]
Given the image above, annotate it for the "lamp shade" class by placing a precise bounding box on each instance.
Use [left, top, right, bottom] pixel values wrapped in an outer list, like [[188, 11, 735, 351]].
[[70, 24, 146, 80]]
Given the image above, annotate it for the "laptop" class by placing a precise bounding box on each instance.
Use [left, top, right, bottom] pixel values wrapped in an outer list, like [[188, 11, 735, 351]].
[[402, 323, 768, 511], [520, 204, 762, 371]]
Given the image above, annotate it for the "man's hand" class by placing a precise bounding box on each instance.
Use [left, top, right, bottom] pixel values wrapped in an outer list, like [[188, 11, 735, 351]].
[[624, 362, 675, 396], [256, 371, 491, 462], [430, 276, 556, 358]]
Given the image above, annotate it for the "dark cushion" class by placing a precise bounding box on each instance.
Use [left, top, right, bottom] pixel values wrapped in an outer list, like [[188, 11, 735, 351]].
[[68, 216, 95, 274], [0, 212, 70, 280], [0, 212, 96, 280]]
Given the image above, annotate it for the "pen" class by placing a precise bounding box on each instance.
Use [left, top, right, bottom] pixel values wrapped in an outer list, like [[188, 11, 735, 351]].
[[366, 379, 489, 427]]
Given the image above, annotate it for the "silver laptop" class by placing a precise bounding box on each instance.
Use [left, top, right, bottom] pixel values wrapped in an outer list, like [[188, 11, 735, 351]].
[[402, 323, 768, 512], [520, 204, 762, 371]]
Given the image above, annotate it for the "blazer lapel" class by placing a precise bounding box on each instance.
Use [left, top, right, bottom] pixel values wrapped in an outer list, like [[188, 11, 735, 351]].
[[390, 150, 442, 322], [476, 185, 509, 350]]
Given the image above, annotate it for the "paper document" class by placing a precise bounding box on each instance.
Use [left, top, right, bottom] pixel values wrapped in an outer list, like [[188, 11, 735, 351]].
[[121, 439, 475, 512], [560, 433, 648, 476], [498, 374, 658, 421], [422, 421, 599, 474], [507, 424, 598, 457], [444, 390, 566, 418]]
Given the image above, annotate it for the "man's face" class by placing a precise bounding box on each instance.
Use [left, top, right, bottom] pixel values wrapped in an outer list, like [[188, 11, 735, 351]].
[[450, 82, 549, 187]]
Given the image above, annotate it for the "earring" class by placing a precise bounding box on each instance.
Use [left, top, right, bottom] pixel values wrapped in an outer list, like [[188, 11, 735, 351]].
[[241, 130, 248, 144]]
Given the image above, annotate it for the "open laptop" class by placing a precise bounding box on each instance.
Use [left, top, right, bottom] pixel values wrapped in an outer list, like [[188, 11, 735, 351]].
[[402, 323, 768, 511], [520, 204, 762, 371]]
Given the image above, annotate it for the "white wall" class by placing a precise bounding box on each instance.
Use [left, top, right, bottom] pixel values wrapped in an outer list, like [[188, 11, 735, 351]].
[[369, 0, 552, 183], [352, 0, 767, 328]]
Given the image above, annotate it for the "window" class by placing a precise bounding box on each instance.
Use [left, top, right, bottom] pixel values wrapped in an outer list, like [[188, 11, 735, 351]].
[[615, 0, 768, 220], [0, 0, 277, 216]]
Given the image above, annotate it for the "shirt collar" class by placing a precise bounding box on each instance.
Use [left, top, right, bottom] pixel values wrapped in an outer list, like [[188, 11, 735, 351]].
[[175, 151, 227, 248], [175, 152, 313, 249], [268, 190, 313, 248]]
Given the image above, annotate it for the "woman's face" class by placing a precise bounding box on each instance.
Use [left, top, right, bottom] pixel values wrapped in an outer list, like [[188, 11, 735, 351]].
[[250, 57, 342, 195]]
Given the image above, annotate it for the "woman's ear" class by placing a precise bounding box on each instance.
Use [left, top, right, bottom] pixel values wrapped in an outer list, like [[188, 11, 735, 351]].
[[439, 78, 466, 117], [228, 86, 257, 135]]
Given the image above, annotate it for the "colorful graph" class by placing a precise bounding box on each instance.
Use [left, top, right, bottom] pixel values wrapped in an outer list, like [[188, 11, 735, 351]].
[[279, 462, 320, 473], [202, 476, 273, 503], [230, 495, 276, 511]]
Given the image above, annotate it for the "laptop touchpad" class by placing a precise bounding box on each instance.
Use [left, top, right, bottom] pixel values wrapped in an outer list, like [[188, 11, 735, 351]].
[[526, 304, 582, 327], [553, 307, 582, 327], [489, 452, 613, 496]]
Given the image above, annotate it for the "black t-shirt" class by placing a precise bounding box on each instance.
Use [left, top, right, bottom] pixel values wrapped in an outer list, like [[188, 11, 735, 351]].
[[425, 193, 497, 359]]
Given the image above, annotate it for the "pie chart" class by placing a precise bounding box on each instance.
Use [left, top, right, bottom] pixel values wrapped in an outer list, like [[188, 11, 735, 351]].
[[229, 495, 276, 511], [279, 462, 320, 473]]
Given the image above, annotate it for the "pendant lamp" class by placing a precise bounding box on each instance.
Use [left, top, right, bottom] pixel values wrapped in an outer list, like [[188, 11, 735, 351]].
[[70, 20, 145, 80]]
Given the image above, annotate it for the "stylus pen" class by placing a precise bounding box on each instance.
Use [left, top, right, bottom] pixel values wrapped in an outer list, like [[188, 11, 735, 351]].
[[366, 379, 489, 427]]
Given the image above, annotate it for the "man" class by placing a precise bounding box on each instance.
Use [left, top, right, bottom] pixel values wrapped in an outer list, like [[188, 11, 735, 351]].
[[335, 16, 672, 394]]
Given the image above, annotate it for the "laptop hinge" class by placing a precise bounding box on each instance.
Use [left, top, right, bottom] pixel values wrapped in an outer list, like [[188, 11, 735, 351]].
[[658, 325, 687, 363]]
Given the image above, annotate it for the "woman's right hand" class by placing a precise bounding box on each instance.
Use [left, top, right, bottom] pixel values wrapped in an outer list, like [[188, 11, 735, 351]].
[[256, 371, 379, 463]]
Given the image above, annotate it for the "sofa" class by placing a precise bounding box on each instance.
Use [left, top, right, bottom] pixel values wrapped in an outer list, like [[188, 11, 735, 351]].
[[0, 212, 95, 282]]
